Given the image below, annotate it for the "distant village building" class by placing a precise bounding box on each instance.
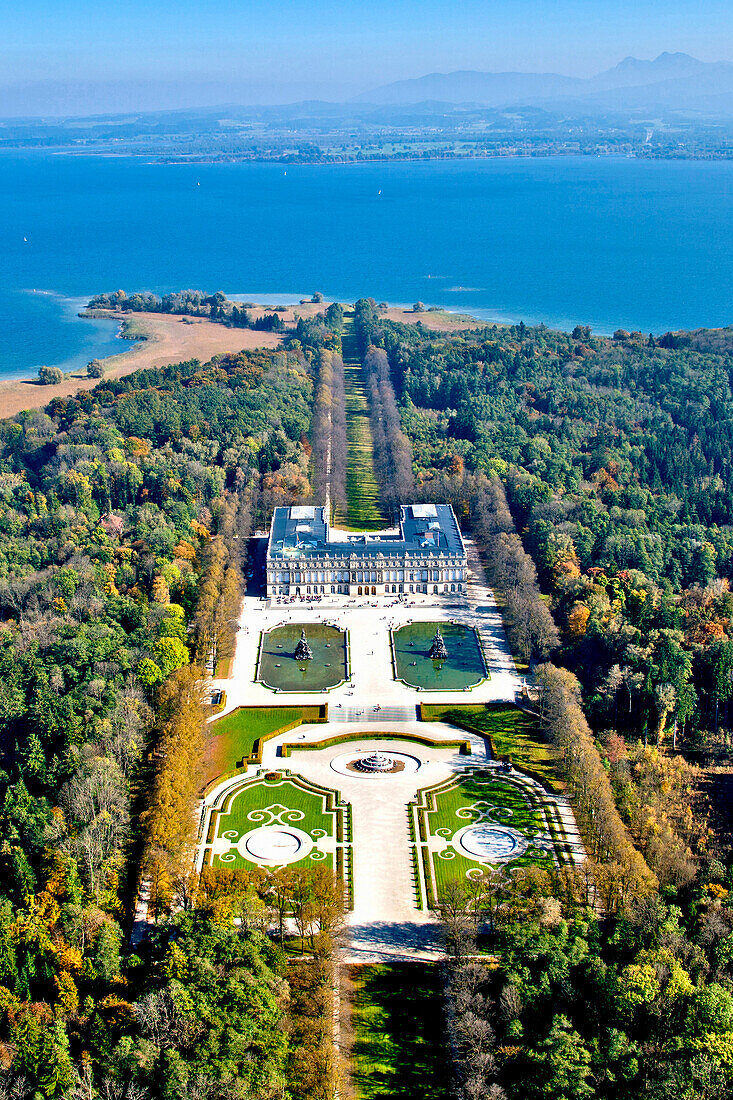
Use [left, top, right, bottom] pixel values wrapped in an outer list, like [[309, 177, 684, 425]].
[[266, 504, 468, 598]]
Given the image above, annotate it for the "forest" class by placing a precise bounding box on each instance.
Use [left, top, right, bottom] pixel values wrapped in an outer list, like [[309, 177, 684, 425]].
[[4, 295, 733, 1098], [345, 300, 733, 1097], [354, 302, 733, 749], [87, 290, 286, 332], [0, 345, 351, 1098]]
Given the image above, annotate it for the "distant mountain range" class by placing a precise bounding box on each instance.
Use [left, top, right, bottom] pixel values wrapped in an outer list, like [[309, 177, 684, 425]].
[[354, 53, 733, 114], [1, 51, 732, 144]]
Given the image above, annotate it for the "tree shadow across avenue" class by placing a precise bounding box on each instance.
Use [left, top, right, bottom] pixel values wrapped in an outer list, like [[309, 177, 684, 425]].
[[347, 961, 452, 1099]]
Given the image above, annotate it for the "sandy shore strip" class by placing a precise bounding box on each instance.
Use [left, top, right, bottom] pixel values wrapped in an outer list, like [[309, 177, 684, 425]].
[[0, 311, 284, 419], [0, 300, 484, 421]]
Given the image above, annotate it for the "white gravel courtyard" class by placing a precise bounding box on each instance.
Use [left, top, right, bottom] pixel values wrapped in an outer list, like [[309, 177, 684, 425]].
[[209, 539, 523, 715]]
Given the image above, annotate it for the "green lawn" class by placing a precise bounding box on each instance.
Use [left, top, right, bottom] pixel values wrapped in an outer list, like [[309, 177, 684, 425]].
[[207, 773, 343, 871], [348, 963, 451, 1100], [337, 314, 388, 531], [393, 622, 487, 691], [422, 702, 564, 792], [258, 623, 348, 692], [204, 705, 324, 782]]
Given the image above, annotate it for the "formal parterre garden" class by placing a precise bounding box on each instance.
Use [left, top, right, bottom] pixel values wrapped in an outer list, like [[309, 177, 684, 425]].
[[392, 621, 487, 690], [411, 771, 568, 907], [203, 772, 351, 878], [257, 623, 349, 692]]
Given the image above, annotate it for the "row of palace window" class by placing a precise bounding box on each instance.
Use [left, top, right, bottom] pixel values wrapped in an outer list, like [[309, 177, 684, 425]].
[[270, 568, 465, 584], [270, 582, 464, 596]]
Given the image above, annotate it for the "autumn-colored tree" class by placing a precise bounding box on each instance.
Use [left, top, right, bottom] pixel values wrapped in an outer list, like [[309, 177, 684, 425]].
[[535, 663, 656, 910], [472, 480, 559, 663], [141, 667, 205, 916], [567, 603, 591, 638], [614, 743, 708, 887]]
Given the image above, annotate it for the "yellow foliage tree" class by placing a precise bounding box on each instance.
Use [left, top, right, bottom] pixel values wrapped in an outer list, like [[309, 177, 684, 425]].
[[567, 603, 591, 637]]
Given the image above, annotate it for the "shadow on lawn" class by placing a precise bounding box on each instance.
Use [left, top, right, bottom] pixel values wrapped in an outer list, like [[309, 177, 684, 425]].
[[349, 961, 452, 1100]]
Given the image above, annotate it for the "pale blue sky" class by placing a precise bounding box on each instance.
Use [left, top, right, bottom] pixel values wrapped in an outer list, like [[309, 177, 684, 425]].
[[1, 0, 731, 115]]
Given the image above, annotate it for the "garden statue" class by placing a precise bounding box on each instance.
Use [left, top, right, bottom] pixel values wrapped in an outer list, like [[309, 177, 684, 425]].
[[429, 626, 448, 661], [294, 628, 313, 661]]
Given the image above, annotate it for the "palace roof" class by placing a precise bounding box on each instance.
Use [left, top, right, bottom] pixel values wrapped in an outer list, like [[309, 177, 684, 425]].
[[267, 504, 465, 560]]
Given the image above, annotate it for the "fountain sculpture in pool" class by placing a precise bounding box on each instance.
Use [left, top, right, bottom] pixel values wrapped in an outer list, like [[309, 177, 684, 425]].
[[354, 752, 396, 772], [294, 629, 313, 662], [428, 626, 449, 661]]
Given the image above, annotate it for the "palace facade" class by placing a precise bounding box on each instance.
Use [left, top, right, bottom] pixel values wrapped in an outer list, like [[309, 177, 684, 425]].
[[265, 503, 468, 599]]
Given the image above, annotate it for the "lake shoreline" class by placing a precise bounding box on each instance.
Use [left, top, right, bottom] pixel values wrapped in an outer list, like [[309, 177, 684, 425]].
[[32, 147, 733, 166], [1, 157, 726, 389], [3, 293, 731, 422], [0, 156, 730, 386], [0, 298, 488, 419], [0, 309, 285, 420], [3, 297, 485, 387]]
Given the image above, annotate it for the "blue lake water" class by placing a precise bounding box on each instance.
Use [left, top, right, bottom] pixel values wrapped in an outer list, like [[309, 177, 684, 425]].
[[0, 152, 731, 379]]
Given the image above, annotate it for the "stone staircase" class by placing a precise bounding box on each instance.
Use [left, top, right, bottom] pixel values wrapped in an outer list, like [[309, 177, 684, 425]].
[[330, 704, 418, 723]]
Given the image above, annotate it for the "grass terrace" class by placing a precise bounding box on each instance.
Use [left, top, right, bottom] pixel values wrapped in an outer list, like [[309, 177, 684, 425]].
[[204, 705, 326, 784], [257, 623, 348, 692], [422, 702, 564, 793], [392, 621, 487, 691]]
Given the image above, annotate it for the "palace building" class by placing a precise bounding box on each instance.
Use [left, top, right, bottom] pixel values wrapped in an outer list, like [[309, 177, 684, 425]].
[[265, 503, 468, 599]]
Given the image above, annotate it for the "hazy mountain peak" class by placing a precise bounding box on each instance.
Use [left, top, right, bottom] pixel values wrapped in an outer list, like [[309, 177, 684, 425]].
[[590, 51, 707, 90], [353, 68, 583, 106], [354, 52, 733, 114], [618, 51, 696, 67]]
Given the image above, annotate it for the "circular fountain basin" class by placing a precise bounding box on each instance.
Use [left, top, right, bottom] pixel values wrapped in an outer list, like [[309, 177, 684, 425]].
[[455, 824, 528, 862], [242, 826, 312, 864]]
